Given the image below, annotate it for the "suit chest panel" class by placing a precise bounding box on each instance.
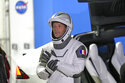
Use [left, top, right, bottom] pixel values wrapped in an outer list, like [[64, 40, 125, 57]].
[[51, 46, 75, 64]]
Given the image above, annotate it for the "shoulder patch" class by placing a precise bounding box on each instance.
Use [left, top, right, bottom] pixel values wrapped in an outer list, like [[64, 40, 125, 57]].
[[76, 45, 87, 58]]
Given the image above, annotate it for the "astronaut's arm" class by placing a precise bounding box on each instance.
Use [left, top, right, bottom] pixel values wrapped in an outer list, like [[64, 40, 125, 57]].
[[57, 45, 88, 77], [57, 58, 85, 77], [36, 49, 52, 80]]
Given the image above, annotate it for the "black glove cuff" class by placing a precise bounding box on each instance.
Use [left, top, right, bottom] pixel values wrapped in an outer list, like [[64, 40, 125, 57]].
[[45, 69, 51, 78]]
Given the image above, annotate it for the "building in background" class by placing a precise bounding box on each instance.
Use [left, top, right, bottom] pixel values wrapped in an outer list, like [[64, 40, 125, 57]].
[[9, 0, 34, 83], [0, 0, 34, 83], [0, 0, 10, 60]]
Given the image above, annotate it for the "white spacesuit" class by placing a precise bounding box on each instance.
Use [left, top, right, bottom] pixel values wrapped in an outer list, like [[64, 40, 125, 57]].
[[36, 12, 88, 83]]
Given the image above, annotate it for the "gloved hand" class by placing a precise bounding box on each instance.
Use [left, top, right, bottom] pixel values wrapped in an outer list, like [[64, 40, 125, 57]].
[[39, 49, 51, 67], [46, 59, 59, 74], [47, 60, 59, 71]]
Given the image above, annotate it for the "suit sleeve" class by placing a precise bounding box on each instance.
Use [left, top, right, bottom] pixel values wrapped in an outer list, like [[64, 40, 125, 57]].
[[36, 63, 50, 80]]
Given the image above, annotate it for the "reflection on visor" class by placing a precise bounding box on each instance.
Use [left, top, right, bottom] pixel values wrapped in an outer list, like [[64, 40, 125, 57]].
[[52, 12, 64, 18]]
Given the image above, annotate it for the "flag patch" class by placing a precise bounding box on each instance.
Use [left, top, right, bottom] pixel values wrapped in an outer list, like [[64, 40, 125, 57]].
[[76, 45, 87, 58], [80, 50, 86, 55]]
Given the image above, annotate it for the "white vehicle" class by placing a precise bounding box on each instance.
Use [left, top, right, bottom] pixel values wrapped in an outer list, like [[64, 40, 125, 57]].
[[12, 43, 51, 83]]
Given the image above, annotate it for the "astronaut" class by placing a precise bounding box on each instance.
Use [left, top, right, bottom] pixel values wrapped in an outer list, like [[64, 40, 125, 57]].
[[36, 12, 88, 83]]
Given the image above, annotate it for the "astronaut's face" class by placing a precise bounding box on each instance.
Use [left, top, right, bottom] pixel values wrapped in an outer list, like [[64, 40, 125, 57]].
[[52, 22, 66, 38]]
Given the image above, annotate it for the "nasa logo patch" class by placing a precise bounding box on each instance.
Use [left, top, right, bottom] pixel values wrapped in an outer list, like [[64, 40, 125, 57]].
[[15, 1, 28, 14]]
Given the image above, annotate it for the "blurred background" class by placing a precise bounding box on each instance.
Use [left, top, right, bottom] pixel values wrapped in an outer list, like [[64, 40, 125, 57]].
[[0, 0, 91, 63], [0, 0, 125, 83]]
